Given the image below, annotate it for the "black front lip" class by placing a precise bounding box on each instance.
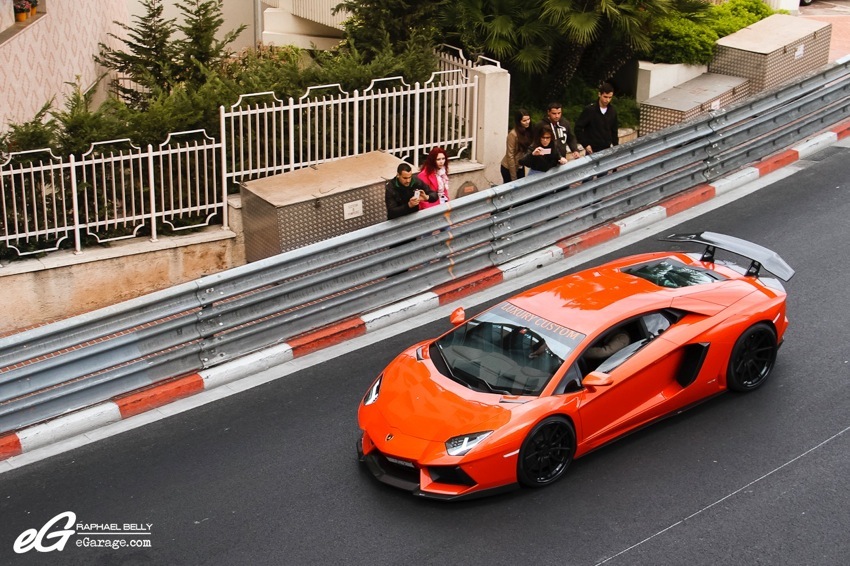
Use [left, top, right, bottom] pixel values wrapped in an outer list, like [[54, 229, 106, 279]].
[[359, 450, 421, 492], [356, 438, 519, 501]]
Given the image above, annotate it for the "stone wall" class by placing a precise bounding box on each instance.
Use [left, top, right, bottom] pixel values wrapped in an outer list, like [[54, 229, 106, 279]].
[[0, 204, 244, 336]]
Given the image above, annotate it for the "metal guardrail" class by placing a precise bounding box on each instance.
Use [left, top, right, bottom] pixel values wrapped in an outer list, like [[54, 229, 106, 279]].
[[2, 58, 849, 434]]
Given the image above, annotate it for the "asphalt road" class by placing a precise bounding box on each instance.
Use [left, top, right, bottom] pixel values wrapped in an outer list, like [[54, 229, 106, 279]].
[[2, 144, 849, 565]]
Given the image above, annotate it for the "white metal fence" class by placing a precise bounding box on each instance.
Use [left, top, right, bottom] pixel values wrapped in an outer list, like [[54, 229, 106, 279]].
[[221, 70, 478, 187], [290, 0, 348, 29], [0, 131, 225, 257], [1, 61, 480, 259]]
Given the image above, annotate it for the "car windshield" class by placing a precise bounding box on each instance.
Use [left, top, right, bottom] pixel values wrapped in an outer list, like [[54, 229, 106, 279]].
[[432, 302, 585, 396]]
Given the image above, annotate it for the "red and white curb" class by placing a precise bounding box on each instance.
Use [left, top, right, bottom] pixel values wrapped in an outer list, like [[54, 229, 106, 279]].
[[2, 120, 849, 464]]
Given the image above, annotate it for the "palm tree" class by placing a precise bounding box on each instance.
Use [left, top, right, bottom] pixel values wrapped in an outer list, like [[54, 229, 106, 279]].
[[443, 0, 714, 102], [540, 0, 673, 100], [443, 0, 556, 76]]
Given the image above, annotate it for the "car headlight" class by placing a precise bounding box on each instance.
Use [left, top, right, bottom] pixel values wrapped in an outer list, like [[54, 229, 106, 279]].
[[445, 431, 492, 456], [363, 375, 382, 406]]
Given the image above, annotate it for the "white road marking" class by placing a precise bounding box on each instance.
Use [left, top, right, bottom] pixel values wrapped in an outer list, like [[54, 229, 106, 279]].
[[594, 424, 850, 565]]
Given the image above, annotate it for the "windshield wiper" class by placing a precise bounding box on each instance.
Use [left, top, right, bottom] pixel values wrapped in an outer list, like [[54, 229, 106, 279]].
[[467, 375, 510, 395], [435, 343, 509, 394]]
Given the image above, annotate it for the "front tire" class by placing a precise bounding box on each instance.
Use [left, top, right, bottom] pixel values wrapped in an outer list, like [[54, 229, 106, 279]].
[[517, 416, 575, 487], [727, 323, 777, 392]]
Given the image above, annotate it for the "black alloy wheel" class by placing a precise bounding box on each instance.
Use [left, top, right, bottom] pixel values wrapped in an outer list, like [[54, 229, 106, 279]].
[[517, 417, 575, 487], [726, 322, 777, 392]]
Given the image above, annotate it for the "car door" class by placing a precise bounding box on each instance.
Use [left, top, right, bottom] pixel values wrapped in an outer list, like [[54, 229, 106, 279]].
[[575, 312, 686, 449]]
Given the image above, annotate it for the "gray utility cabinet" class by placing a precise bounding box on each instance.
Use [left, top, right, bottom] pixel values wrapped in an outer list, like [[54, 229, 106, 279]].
[[710, 14, 831, 93], [241, 151, 404, 262]]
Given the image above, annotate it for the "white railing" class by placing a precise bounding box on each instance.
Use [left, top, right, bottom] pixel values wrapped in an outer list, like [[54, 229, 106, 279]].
[[1, 132, 225, 257], [290, 0, 348, 30], [221, 70, 478, 186], [1, 69, 479, 259]]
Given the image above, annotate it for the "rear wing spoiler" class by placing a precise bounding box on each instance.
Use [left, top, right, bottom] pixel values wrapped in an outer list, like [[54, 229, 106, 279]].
[[661, 232, 795, 281]]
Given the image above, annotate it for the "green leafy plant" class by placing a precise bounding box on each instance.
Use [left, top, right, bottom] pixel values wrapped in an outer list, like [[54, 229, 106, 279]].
[[0, 103, 57, 156], [642, 0, 777, 65], [644, 16, 719, 65]]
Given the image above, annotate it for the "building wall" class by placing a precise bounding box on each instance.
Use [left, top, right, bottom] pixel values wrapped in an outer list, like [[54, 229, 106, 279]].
[[0, 1, 260, 134], [0, 1, 129, 133]]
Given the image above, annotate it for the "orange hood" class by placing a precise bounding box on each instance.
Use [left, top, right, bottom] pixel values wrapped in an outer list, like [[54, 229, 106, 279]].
[[377, 350, 512, 442]]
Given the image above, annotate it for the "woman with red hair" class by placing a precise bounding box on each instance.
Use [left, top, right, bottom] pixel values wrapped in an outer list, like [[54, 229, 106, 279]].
[[417, 147, 450, 210]]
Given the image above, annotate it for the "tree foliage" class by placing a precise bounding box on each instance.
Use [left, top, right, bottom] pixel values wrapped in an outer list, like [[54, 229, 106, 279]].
[[2, 0, 777, 157], [422, 0, 685, 101], [333, 0, 448, 60], [0, 103, 57, 155], [51, 80, 130, 156], [95, 0, 178, 109], [644, 16, 718, 65], [96, 0, 244, 110], [174, 0, 246, 89]]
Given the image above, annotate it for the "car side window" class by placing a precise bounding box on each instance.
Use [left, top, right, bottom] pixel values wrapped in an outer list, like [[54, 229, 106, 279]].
[[595, 340, 647, 373], [579, 311, 679, 376]]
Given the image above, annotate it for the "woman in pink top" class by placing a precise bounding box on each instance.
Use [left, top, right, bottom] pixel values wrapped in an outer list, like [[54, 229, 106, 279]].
[[417, 147, 450, 209]]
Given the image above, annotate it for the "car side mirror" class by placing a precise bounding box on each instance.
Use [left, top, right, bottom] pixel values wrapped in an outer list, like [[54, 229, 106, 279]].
[[449, 307, 466, 326], [583, 371, 613, 387]]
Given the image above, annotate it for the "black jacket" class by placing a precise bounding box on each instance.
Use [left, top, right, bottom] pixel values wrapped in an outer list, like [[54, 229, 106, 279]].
[[519, 145, 564, 173], [385, 176, 437, 219], [575, 103, 619, 153]]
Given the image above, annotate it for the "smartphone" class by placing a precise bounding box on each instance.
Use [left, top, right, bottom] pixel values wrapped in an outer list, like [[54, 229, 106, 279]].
[[540, 148, 551, 155]]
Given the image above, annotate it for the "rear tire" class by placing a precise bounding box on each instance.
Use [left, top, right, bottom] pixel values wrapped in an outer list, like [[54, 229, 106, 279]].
[[517, 416, 575, 487], [727, 323, 777, 392]]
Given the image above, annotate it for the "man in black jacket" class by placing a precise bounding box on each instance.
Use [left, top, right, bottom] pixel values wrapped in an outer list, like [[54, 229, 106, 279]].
[[385, 163, 437, 220], [575, 82, 619, 156]]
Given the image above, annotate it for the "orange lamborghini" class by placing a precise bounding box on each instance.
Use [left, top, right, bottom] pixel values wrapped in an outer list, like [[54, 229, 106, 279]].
[[357, 232, 794, 500]]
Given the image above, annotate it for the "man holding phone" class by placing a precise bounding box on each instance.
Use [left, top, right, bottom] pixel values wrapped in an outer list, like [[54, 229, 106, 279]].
[[385, 163, 438, 219], [537, 102, 582, 161]]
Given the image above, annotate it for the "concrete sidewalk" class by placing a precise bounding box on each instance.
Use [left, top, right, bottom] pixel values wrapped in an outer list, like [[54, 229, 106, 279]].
[[801, 0, 850, 62]]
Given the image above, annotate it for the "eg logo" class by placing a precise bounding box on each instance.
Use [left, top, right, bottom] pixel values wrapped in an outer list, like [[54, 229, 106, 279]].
[[13, 511, 76, 554]]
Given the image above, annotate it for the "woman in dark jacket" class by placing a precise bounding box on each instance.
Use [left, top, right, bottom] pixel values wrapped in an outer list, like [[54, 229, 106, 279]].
[[520, 125, 568, 175]]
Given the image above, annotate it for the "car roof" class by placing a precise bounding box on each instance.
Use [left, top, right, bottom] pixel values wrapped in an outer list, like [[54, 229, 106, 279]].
[[506, 251, 756, 335]]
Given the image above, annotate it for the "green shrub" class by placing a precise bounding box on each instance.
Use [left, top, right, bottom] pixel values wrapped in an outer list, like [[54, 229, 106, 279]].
[[708, 0, 774, 37], [645, 16, 718, 65], [614, 96, 640, 130], [643, 0, 776, 66], [0, 103, 57, 156]]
